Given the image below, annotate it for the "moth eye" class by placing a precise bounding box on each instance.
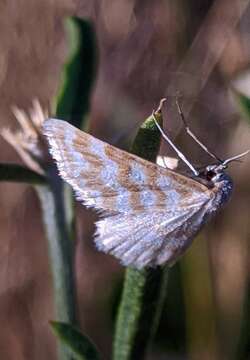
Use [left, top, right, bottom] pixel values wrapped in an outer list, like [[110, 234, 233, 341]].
[[206, 170, 215, 180]]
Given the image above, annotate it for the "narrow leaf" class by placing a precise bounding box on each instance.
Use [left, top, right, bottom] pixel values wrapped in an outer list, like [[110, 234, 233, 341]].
[[55, 17, 98, 129], [50, 321, 100, 360]]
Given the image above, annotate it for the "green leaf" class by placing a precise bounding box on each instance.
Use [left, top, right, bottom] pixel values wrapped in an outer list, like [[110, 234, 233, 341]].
[[55, 17, 97, 129], [130, 108, 163, 161], [50, 321, 100, 360]]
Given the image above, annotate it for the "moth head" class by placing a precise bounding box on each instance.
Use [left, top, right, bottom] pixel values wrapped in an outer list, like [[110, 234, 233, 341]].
[[203, 164, 226, 183], [203, 149, 250, 183]]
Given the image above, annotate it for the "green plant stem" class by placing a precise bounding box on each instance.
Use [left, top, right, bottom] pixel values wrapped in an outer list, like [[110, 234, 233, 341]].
[[114, 268, 168, 359], [113, 103, 169, 360], [36, 167, 77, 360], [0, 163, 45, 184], [41, 17, 97, 359], [41, 17, 98, 358]]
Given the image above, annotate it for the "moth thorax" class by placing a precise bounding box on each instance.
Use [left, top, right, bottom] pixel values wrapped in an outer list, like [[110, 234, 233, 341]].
[[212, 171, 233, 210]]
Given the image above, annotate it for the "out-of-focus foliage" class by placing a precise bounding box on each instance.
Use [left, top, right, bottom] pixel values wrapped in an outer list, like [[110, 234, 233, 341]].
[[234, 90, 250, 122], [0, 163, 45, 183]]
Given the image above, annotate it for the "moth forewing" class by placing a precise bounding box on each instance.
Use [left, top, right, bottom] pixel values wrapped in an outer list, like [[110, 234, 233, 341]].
[[43, 118, 233, 268], [43, 119, 211, 212]]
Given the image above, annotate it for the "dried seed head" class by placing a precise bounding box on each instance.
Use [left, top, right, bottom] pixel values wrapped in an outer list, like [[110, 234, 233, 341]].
[[1, 99, 50, 174]]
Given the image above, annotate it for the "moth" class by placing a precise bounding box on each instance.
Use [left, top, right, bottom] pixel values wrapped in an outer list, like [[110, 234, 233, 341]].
[[43, 99, 249, 269]]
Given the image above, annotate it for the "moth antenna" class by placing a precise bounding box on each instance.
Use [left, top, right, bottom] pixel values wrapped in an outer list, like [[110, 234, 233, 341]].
[[222, 149, 250, 166], [152, 111, 199, 176], [175, 97, 223, 164]]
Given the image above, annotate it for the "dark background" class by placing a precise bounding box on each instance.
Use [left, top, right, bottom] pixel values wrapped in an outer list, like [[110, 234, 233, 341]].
[[1, 1, 250, 359]]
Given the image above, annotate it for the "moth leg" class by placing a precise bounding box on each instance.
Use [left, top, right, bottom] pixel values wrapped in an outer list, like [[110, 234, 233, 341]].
[[175, 98, 223, 163], [152, 111, 199, 176]]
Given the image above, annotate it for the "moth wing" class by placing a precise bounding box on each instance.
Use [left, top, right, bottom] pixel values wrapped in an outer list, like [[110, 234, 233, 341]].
[[95, 200, 210, 268], [43, 119, 212, 214]]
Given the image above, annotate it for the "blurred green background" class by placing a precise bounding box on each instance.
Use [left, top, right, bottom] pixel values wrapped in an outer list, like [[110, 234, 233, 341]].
[[1, 1, 250, 359]]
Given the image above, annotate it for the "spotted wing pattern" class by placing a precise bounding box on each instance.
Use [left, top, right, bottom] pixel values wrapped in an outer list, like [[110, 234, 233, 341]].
[[43, 118, 214, 267]]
